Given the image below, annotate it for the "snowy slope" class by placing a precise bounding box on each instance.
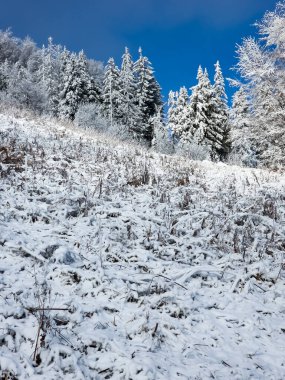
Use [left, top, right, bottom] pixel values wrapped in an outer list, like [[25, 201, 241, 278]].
[[0, 111, 285, 380]]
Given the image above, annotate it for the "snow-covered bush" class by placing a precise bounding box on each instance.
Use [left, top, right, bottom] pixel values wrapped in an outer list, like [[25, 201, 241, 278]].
[[74, 103, 107, 132], [0, 63, 47, 113], [0, 90, 22, 110], [226, 151, 244, 167], [107, 121, 134, 142], [227, 146, 258, 168], [152, 127, 174, 155], [175, 141, 211, 161], [75, 102, 134, 143], [151, 110, 174, 155]]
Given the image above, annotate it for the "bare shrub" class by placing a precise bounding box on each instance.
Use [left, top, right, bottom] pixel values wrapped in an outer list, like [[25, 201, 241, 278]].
[[74, 103, 134, 142], [74, 103, 107, 132], [175, 141, 211, 161]]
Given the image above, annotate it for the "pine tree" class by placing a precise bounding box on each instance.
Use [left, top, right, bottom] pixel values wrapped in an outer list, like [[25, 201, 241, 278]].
[[102, 57, 121, 126], [0, 59, 9, 91], [168, 64, 231, 159], [214, 61, 227, 101], [231, 86, 250, 130], [151, 77, 163, 115], [212, 61, 231, 158], [230, 86, 257, 166], [186, 66, 211, 145], [57, 50, 79, 119], [76, 50, 100, 104], [118, 47, 140, 137], [172, 86, 190, 139], [167, 90, 179, 141], [57, 49, 99, 120], [134, 47, 155, 143], [151, 105, 174, 154], [184, 66, 226, 157], [134, 47, 163, 123], [39, 37, 60, 115]]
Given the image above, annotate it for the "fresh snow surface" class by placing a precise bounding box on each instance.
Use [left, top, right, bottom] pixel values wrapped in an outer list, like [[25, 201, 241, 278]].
[[0, 111, 285, 380]]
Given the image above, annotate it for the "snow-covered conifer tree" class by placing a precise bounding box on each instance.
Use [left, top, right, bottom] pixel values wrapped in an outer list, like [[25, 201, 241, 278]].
[[102, 57, 122, 127], [167, 90, 178, 137], [0, 59, 9, 91], [212, 61, 231, 158], [151, 105, 174, 154], [118, 47, 140, 137], [57, 50, 79, 119], [134, 47, 163, 136], [39, 37, 60, 115], [230, 86, 257, 165], [172, 86, 190, 139], [134, 47, 156, 144], [184, 67, 225, 157], [76, 50, 100, 104], [186, 66, 211, 145], [231, 86, 250, 131], [57, 49, 99, 120]]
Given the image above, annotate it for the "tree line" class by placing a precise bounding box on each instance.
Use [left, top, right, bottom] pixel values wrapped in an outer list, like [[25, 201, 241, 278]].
[[1, 0, 285, 168], [0, 34, 162, 146]]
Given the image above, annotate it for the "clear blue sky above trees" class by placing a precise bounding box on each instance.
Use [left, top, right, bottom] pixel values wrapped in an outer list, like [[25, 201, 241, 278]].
[[0, 0, 277, 102]]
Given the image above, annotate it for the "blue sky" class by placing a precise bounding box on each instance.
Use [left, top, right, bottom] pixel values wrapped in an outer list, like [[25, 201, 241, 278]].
[[0, 0, 278, 102]]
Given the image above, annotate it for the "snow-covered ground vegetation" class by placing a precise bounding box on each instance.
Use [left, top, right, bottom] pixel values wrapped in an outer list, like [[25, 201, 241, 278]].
[[1, 108, 285, 379]]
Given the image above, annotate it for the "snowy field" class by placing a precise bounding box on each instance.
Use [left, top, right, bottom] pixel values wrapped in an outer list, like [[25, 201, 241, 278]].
[[0, 110, 285, 379]]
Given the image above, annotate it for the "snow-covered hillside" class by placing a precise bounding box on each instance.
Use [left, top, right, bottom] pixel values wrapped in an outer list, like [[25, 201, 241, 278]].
[[1, 111, 285, 380]]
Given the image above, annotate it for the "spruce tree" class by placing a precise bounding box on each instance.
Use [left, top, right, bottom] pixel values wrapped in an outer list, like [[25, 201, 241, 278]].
[[0, 59, 9, 91], [187, 66, 211, 145], [134, 47, 155, 143], [185, 67, 225, 157], [134, 48, 163, 117], [212, 61, 231, 158], [231, 86, 250, 130], [118, 47, 140, 137], [151, 105, 174, 154], [230, 86, 257, 165], [39, 37, 60, 115], [57, 50, 80, 119], [167, 90, 179, 141], [102, 57, 121, 126], [172, 86, 190, 139], [57, 49, 99, 120], [76, 50, 100, 104]]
